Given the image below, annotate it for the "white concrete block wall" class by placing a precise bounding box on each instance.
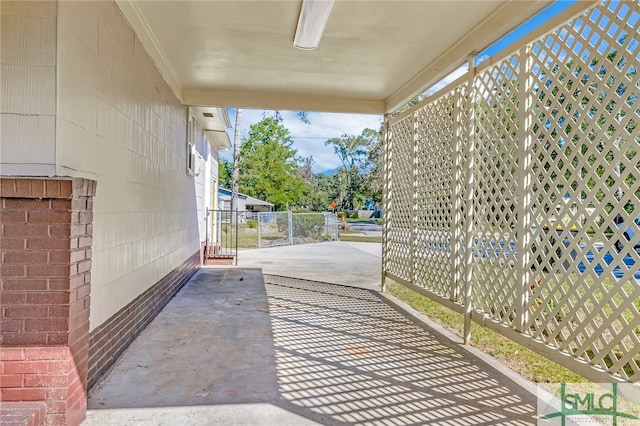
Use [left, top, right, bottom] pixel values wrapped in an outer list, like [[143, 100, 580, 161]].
[[0, 0, 57, 175], [55, 0, 202, 330]]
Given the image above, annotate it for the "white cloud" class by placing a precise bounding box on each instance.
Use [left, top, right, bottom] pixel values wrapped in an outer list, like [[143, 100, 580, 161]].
[[223, 109, 382, 172], [425, 63, 468, 97]]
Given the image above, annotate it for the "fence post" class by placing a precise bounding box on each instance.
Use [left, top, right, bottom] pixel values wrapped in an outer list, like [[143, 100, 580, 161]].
[[381, 113, 390, 292], [288, 210, 294, 245], [257, 212, 262, 248], [204, 209, 209, 265], [515, 46, 534, 332], [452, 88, 466, 302], [410, 108, 418, 287], [462, 52, 478, 345], [325, 212, 340, 241], [234, 209, 239, 265]]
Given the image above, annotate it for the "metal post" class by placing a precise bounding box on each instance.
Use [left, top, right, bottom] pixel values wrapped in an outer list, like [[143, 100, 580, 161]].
[[234, 209, 239, 265], [257, 212, 262, 248], [204, 209, 209, 266], [463, 53, 478, 345], [217, 210, 222, 254], [288, 210, 294, 246]]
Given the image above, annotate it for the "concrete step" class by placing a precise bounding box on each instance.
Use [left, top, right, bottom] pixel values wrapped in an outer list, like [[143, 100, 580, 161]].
[[0, 402, 46, 426]]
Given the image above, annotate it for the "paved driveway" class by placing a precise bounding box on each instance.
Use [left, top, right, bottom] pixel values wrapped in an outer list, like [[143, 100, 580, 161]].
[[235, 242, 383, 290]]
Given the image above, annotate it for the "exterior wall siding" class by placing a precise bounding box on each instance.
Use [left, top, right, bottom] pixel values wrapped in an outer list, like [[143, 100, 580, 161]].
[[0, 0, 57, 176], [54, 0, 202, 331], [1, 1, 214, 421]]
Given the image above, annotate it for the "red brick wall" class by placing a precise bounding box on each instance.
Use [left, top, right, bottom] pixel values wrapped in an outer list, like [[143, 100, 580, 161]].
[[0, 347, 84, 425], [0, 401, 46, 426], [1, 177, 95, 426]]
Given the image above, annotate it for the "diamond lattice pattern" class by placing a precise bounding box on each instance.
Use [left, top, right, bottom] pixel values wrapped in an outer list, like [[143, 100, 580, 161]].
[[473, 54, 522, 327], [384, 0, 640, 382], [413, 91, 457, 298], [385, 115, 415, 282]]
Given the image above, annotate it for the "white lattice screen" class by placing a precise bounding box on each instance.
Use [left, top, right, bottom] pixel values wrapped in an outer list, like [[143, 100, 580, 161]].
[[413, 92, 457, 298], [383, 0, 640, 383], [384, 115, 415, 282]]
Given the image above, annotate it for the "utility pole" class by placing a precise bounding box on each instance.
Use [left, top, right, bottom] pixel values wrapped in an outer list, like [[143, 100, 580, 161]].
[[231, 108, 242, 211]]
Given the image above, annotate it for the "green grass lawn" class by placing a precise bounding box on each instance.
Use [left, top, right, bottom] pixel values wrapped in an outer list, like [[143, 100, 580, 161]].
[[340, 231, 382, 243], [217, 225, 256, 248], [219, 224, 286, 249], [386, 282, 587, 384], [339, 232, 382, 243]]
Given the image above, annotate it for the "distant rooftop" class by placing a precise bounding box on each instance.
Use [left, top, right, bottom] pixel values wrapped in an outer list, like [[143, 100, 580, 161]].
[[218, 188, 274, 207]]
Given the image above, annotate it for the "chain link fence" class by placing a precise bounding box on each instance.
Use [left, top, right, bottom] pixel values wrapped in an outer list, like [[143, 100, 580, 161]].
[[255, 212, 339, 248]]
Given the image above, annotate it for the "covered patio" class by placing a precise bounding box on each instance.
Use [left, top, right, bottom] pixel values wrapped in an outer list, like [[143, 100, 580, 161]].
[[2, 0, 638, 424], [84, 244, 537, 425]]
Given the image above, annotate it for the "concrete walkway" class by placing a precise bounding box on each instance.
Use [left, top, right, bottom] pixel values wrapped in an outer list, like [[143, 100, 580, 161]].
[[84, 242, 538, 425], [234, 242, 382, 290]]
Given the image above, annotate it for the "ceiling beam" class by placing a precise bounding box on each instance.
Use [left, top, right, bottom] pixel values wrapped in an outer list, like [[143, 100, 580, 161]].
[[183, 89, 385, 115]]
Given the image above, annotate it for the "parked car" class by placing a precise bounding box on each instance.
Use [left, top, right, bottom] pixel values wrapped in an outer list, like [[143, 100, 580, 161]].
[[614, 214, 640, 253]]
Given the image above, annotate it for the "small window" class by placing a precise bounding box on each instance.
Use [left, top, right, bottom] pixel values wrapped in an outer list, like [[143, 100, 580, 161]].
[[186, 113, 196, 176]]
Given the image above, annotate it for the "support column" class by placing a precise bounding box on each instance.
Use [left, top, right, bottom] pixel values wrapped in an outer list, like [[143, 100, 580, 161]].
[[1, 177, 95, 426]]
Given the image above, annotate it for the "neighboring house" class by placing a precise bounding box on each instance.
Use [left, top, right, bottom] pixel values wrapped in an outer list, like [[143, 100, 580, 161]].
[[245, 194, 275, 213], [217, 188, 274, 213]]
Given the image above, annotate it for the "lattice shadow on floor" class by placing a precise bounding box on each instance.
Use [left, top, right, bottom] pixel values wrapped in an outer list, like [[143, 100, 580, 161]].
[[264, 275, 537, 425]]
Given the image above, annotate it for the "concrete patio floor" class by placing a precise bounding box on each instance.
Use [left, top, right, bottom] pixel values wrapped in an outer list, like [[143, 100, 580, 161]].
[[84, 243, 539, 425], [233, 242, 383, 291]]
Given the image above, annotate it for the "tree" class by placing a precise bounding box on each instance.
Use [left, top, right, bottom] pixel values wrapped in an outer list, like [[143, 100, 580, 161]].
[[317, 172, 345, 210], [237, 114, 307, 210], [297, 111, 311, 124], [362, 127, 384, 204], [295, 156, 330, 211], [325, 128, 380, 210], [298, 156, 315, 184], [218, 158, 233, 189]]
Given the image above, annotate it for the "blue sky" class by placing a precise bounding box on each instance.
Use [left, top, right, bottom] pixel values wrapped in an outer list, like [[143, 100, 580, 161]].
[[222, 109, 382, 173], [221, 1, 577, 174], [478, 0, 578, 61]]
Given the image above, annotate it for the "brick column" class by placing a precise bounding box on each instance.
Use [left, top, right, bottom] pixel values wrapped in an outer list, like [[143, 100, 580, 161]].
[[1, 177, 95, 426]]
